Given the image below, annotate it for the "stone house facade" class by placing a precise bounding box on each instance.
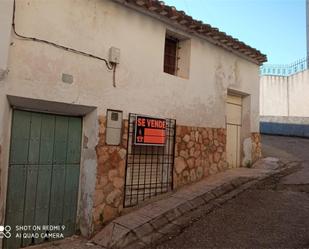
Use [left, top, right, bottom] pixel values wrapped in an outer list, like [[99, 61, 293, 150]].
[[0, 0, 266, 247]]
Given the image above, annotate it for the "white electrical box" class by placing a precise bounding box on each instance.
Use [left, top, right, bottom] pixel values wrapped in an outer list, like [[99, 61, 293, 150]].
[[109, 47, 120, 64], [106, 109, 123, 145]]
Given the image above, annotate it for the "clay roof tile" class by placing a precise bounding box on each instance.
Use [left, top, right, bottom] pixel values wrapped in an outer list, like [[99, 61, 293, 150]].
[[118, 0, 267, 64]]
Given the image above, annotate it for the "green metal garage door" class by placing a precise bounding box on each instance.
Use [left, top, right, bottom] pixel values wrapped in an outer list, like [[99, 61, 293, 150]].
[[4, 110, 82, 249]]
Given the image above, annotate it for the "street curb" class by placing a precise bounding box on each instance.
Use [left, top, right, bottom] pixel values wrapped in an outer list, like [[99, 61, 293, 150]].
[[92, 161, 300, 249]]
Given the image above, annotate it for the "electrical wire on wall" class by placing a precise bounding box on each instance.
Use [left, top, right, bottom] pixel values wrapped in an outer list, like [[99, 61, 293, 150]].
[[113, 64, 117, 88], [12, 0, 118, 87]]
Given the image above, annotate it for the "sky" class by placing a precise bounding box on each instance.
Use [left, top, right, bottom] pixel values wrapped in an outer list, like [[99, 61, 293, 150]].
[[164, 0, 306, 65]]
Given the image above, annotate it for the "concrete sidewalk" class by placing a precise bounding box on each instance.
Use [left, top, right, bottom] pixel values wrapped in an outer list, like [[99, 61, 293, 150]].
[[28, 158, 297, 249]]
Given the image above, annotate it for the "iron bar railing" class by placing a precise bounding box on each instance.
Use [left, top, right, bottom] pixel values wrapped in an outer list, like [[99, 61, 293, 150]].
[[123, 113, 176, 207], [260, 56, 308, 76]]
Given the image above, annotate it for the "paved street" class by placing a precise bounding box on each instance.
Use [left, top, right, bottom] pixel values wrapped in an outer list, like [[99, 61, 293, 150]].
[[147, 135, 309, 249]]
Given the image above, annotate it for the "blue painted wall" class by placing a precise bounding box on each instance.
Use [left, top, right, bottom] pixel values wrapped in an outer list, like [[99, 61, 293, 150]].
[[260, 122, 309, 138]]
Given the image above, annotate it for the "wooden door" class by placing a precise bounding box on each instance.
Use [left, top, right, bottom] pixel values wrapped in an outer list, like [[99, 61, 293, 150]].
[[4, 110, 82, 248], [226, 95, 242, 168]]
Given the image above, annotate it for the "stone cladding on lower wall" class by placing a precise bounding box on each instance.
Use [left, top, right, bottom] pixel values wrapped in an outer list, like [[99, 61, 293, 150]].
[[174, 125, 228, 188], [251, 132, 262, 163], [93, 116, 128, 228]]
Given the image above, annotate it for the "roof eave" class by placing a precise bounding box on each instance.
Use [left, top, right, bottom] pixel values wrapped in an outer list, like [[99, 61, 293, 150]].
[[112, 0, 267, 65]]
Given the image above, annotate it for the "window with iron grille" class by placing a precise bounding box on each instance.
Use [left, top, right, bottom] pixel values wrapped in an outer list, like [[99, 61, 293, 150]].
[[164, 37, 178, 75], [163, 31, 191, 79]]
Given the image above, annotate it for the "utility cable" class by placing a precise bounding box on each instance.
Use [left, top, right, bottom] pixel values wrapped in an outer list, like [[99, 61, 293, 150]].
[[12, 0, 117, 83]]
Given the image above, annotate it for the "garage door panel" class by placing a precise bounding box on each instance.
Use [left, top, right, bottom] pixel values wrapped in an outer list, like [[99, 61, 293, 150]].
[[53, 117, 69, 164], [22, 165, 39, 247], [28, 114, 42, 164], [34, 165, 52, 244], [5, 164, 27, 249], [49, 164, 66, 242], [49, 164, 66, 227], [6, 165, 27, 217], [67, 118, 82, 164], [10, 111, 31, 164], [63, 165, 80, 207], [9, 138, 29, 164], [39, 115, 55, 165], [62, 164, 80, 236]]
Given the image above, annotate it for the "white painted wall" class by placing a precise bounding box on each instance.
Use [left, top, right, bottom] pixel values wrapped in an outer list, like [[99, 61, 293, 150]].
[[260, 75, 288, 116], [0, 0, 260, 129], [0, 0, 13, 79], [289, 70, 309, 116], [260, 69, 309, 117]]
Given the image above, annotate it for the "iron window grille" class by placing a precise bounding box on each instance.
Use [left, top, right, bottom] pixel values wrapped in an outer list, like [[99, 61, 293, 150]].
[[164, 37, 179, 75]]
